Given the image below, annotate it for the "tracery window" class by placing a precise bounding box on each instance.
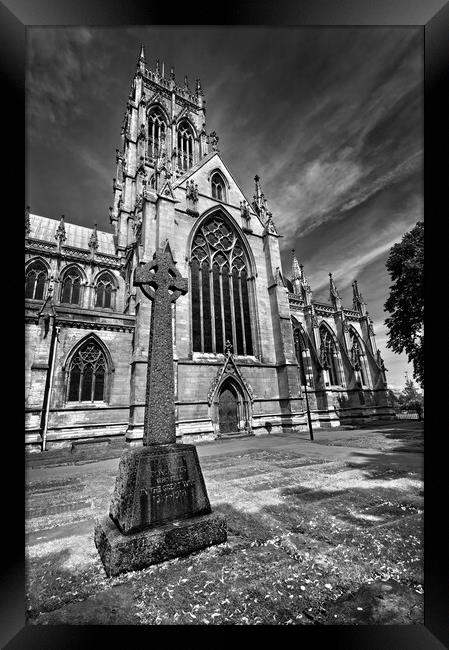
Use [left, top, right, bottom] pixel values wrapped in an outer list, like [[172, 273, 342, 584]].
[[349, 328, 368, 385], [177, 121, 194, 171], [148, 108, 167, 160], [190, 215, 254, 355], [95, 273, 115, 310], [211, 173, 226, 202], [293, 328, 313, 387], [60, 268, 82, 305], [319, 326, 341, 386], [67, 340, 107, 402], [25, 261, 47, 300]]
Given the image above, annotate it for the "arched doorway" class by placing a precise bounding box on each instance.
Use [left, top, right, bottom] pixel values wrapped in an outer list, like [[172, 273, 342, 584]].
[[218, 385, 239, 435]]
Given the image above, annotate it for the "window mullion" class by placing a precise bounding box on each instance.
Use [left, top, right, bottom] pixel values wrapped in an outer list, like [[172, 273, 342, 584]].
[[238, 273, 246, 355], [219, 269, 225, 353], [199, 265, 204, 352], [229, 267, 236, 353], [210, 265, 215, 353]]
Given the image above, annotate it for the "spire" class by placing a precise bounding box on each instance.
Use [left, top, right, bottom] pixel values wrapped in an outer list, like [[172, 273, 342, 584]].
[[184, 75, 189, 90], [352, 279, 367, 315], [138, 44, 146, 73], [196, 78, 204, 96], [155, 58, 160, 76], [329, 272, 342, 310], [291, 249, 302, 281], [170, 65, 175, 81]]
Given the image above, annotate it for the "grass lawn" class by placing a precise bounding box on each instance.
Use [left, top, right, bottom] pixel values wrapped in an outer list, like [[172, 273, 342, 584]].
[[25, 422, 423, 625]]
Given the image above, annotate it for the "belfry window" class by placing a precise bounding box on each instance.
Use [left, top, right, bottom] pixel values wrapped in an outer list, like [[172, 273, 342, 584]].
[[211, 173, 226, 202], [177, 121, 194, 171], [95, 273, 115, 310], [61, 268, 82, 305], [148, 108, 166, 160], [67, 340, 107, 403], [319, 326, 341, 386], [190, 215, 254, 356], [25, 261, 47, 300]]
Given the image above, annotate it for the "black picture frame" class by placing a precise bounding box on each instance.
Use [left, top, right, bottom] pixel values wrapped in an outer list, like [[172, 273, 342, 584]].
[[5, 0, 447, 647]]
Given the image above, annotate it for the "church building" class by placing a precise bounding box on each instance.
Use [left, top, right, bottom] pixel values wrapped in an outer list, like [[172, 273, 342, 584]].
[[25, 47, 393, 452]]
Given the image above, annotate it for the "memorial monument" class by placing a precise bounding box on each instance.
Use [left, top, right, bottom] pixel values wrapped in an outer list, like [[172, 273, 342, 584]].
[[94, 243, 227, 577]]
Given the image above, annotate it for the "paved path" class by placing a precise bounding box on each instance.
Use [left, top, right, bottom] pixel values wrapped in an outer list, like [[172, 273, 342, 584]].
[[26, 422, 423, 483]]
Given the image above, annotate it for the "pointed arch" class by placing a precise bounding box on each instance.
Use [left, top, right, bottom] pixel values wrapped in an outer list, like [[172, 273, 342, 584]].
[[62, 333, 114, 404], [348, 325, 370, 386], [93, 270, 118, 310], [188, 209, 257, 356], [207, 356, 253, 436], [25, 258, 50, 300], [147, 104, 168, 160], [59, 264, 86, 306], [177, 119, 195, 171], [319, 321, 343, 387], [291, 319, 314, 387]]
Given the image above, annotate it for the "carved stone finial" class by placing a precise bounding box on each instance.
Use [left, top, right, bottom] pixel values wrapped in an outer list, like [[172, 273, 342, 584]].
[[55, 215, 67, 249], [209, 131, 219, 151], [25, 205, 31, 237], [225, 340, 233, 356]]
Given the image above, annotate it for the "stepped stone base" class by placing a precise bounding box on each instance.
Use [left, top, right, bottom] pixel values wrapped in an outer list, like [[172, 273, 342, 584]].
[[94, 512, 227, 577]]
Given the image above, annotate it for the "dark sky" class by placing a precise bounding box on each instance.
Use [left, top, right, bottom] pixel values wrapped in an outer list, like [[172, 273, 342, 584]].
[[26, 26, 423, 388]]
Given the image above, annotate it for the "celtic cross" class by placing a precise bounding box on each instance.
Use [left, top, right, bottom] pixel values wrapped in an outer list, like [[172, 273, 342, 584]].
[[134, 242, 188, 445]]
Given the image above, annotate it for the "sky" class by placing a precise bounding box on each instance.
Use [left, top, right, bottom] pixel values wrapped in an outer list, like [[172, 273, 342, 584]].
[[26, 26, 423, 390]]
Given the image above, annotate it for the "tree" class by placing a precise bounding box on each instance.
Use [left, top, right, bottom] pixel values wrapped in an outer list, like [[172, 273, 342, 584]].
[[384, 222, 424, 387], [398, 378, 424, 419]]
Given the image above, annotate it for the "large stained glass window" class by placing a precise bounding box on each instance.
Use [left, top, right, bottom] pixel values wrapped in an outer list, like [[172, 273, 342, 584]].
[[190, 215, 254, 355], [67, 340, 107, 402], [148, 108, 167, 160]]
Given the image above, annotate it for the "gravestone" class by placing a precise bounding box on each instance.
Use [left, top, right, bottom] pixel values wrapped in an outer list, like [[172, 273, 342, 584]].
[[94, 242, 227, 577]]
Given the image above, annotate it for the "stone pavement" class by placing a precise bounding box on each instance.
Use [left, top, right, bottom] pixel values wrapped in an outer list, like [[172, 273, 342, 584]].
[[25, 420, 424, 625]]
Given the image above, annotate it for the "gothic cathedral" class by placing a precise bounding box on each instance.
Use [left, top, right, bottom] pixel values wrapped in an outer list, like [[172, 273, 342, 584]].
[[25, 47, 393, 452]]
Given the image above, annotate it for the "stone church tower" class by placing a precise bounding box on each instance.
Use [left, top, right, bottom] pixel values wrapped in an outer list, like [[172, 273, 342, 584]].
[[24, 47, 393, 452]]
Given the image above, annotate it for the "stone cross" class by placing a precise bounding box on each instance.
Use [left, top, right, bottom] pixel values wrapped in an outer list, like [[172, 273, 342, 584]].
[[134, 242, 188, 446]]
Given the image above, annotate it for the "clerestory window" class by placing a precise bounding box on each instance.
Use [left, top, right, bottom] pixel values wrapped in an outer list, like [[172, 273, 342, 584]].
[[95, 273, 115, 310], [190, 215, 254, 356], [60, 268, 82, 305], [25, 261, 47, 300]]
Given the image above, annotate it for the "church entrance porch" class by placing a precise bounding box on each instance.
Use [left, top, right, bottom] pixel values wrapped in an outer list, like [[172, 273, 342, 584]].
[[218, 386, 239, 435]]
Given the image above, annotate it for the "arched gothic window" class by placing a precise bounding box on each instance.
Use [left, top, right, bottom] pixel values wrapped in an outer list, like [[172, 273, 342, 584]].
[[190, 215, 254, 356], [319, 326, 341, 386], [349, 328, 368, 386], [25, 261, 47, 300], [211, 172, 226, 202], [293, 328, 313, 387], [67, 340, 107, 402], [95, 273, 116, 309], [177, 121, 194, 171], [60, 268, 82, 305], [148, 108, 167, 160]]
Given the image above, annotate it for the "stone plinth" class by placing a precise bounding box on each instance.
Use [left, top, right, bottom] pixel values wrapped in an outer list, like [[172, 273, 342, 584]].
[[94, 512, 227, 577], [109, 444, 212, 535]]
